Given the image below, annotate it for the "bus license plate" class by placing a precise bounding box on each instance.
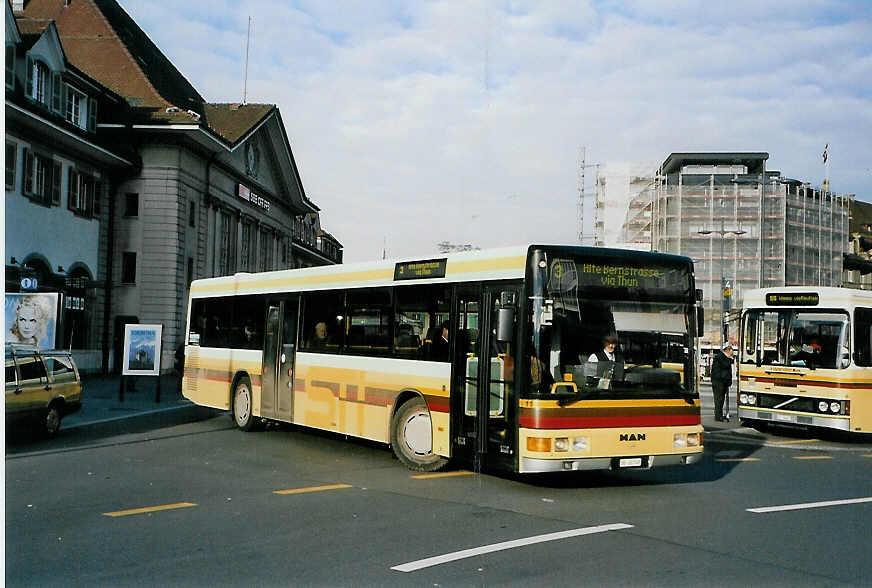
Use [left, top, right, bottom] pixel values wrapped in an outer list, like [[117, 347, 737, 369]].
[[619, 457, 643, 468]]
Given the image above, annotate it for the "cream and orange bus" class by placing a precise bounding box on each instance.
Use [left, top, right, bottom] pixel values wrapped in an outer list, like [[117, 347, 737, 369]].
[[182, 244, 704, 473], [739, 287, 872, 434]]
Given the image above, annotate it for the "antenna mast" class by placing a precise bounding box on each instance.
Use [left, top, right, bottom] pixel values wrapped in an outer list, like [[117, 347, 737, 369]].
[[243, 16, 251, 104]]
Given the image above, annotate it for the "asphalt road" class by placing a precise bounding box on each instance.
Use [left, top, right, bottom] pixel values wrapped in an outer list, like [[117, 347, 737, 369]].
[[6, 413, 872, 587]]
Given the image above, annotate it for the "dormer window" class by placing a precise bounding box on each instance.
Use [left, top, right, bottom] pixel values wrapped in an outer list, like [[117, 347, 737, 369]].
[[64, 84, 97, 131], [26, 57, 65, 115], [31, 60, 49, 104]]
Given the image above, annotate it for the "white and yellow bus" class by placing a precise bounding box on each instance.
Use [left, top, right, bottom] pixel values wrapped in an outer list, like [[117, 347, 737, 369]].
[[739, 287, 872, 434], [182, 245, 704, 473]]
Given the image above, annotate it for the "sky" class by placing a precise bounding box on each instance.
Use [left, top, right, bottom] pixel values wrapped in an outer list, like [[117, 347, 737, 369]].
[[118, 0, 872, 263]]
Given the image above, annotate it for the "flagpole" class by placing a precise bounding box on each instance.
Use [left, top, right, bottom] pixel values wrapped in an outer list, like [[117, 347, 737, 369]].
[[822, 143, 830, 195]]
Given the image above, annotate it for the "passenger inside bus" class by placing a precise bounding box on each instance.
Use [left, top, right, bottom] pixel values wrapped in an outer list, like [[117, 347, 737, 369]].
[[309, 321, 331, 348], [430, 321, 450, 361]]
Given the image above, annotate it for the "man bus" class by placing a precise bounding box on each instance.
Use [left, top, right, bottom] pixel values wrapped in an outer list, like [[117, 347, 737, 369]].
[[182, 244, 704, 473], [739, 286, 872, 434]]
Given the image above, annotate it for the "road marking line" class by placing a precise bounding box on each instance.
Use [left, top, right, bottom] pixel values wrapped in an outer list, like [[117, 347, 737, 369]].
[[411, 471, 475, 480], [770, 438, 820, 445], [716, 457, 760, 462], [103, 502, 197, 517], [748, 497, 872, 514], [862, 454, 872, 458], [390, 523, 633, 572], [793, 455, 832, 460], [274, 483, 352, 495]]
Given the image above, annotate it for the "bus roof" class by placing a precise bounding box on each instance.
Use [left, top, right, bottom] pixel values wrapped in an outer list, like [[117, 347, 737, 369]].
[[743, 286, 872, 308], [191, 245, 529, 298], [189, 244, 693, 298]]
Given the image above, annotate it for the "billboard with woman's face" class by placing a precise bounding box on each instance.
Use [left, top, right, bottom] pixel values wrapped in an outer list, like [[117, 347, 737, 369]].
[[5, 293, 59, 349]]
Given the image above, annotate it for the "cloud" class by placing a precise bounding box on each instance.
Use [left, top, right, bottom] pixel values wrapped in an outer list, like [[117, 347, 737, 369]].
[[117, 0, 872, 262]]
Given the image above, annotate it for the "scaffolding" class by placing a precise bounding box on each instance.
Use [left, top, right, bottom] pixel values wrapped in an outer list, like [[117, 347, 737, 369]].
[[635, 153, 853, 347]]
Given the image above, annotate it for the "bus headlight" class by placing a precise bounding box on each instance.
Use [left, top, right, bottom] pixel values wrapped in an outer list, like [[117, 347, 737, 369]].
[[739, 393, 748, 404], [818, 401, 829, 413], [673, 434, 686, 448], [747, 394, 756, 405], [830, 401, 841, 414], [687, 433, 701, 447], [554, 438, 569, 452], [572, 437, 589, 452]]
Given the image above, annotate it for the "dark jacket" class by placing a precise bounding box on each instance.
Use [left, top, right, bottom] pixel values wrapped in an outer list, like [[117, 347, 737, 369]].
[[710, 350, 734, 384]]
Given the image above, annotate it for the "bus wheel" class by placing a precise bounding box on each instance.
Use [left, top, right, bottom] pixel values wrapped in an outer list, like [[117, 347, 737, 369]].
[[232, 376, 257, 431], [390, 397, 447, 472]]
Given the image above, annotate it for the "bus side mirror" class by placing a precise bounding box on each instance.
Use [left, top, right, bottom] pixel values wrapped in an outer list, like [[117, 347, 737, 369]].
[[496, 307, 514, 342], [696, 307, 704, 335]]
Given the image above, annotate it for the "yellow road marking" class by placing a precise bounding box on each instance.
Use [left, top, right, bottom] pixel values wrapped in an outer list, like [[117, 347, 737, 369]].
[[103, 502, 197, 517], [770, 438, 820, 445], [793, 455, 832, 460], [274, 483, 352, 495], [411, 471, 475, 480], [716, 457, 760, 462], [863, 454, 872, 458]]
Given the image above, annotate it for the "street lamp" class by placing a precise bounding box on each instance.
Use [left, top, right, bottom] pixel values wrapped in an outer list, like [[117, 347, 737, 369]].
[[698, 218, 746, 345]]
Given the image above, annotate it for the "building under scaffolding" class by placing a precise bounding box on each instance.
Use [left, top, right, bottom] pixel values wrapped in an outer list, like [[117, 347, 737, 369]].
[[619, 152, 853, 348]]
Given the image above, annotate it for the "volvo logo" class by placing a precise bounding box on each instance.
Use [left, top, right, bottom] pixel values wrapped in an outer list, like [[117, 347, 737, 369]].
[[619, 433, 646, 441]]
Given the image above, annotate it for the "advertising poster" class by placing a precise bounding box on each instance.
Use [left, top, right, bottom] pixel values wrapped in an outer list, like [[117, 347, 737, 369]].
[[5, 293, 59, 350], [122, 324, 163, 376]]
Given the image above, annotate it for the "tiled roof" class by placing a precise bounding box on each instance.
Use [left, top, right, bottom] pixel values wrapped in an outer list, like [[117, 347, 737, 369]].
[[16, 0, 203, 121], [203, 103, 274, 145]]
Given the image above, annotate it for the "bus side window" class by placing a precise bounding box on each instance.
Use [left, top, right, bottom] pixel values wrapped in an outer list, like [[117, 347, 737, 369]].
[[300, 291, 345, 352], [346, 288, 392, 356], [232, 295, 265, 350], [395, 285, 449, 361], [854, 308, 872, 367]]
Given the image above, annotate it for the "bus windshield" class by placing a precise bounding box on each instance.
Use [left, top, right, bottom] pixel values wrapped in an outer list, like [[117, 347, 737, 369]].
[[742, 310, 850, 369], [526, 248, 695, 400]]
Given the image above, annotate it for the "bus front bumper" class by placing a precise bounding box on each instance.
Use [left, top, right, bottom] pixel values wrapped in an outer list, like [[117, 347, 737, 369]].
[[738, 407, 851, 431], [520, 452, 703, 473]]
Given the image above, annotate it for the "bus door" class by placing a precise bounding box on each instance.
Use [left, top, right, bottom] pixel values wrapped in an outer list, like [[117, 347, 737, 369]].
[[452, 285, 518, 471], [261, 297, 299, 421]]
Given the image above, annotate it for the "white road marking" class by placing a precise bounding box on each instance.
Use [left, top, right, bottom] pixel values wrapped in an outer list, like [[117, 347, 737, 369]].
[[748, 497, 872, 514], [390, 523, 633, 572]]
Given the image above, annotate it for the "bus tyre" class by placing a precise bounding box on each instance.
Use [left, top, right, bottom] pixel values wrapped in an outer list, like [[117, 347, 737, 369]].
[[391, 397, 447, 472], [232, 376, 258, 431]]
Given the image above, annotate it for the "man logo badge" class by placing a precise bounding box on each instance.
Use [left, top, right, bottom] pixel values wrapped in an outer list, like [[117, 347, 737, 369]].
[[619, 433, 646, 441]]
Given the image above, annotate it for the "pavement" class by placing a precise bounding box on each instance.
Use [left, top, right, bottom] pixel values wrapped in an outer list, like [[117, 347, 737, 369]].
[[63, 372, 200, 430], [60, 374, 739, 433]]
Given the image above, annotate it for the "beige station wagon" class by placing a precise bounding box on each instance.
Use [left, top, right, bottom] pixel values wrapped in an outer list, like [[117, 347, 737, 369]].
[[5, 344, 83, 437]]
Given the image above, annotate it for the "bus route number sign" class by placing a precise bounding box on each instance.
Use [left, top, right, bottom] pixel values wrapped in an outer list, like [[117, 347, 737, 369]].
[[394, 259, 447, 281], [766, 292, 820, 306]]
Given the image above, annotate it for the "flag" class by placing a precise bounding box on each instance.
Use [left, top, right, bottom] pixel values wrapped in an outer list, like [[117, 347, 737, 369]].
[[822, 143, 828, 164]]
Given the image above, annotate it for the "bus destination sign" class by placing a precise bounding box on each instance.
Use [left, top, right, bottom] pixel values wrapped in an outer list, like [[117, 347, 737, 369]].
[[766, 292, 820, 306], [394, 258, 447, 281]]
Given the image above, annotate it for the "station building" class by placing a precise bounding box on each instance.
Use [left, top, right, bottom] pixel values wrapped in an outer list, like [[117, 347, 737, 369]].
[[5, 0, 342, 373]]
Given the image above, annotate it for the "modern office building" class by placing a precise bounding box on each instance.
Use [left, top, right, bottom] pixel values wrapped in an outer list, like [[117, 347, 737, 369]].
[[609, 152, 852, 347], [6, 0, 342, 373]]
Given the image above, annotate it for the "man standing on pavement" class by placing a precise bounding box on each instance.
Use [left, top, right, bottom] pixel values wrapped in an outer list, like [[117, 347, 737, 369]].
[[710, 342, 734, 422]]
